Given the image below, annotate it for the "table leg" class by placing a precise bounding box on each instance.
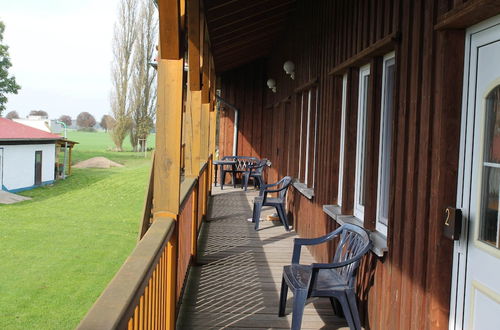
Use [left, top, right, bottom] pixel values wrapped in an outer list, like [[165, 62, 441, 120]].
[[214, 165, 218, 186]]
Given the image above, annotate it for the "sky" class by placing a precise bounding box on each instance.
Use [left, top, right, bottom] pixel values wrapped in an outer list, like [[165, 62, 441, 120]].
[[1, 0, 121, 120]]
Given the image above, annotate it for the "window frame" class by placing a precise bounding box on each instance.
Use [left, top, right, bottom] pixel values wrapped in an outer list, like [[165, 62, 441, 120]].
[[337, 74, 348, 206], [296, 85, 319, 189], [375, 52, 396, 236], [353, 64, 371, 220]]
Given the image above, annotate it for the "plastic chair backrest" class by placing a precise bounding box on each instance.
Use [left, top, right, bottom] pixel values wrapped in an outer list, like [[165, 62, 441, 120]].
[[278, 176, 292, 200], [332, 224, 371, 286]]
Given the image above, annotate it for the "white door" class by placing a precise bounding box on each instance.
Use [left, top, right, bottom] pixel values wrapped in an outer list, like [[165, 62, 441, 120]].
[[0, 148, 3, 190], [452, 16, 500, 330]]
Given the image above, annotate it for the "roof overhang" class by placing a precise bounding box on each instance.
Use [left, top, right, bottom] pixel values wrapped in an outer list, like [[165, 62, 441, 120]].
[[0, 138, 60, 145], [204, 0, 296, 73]]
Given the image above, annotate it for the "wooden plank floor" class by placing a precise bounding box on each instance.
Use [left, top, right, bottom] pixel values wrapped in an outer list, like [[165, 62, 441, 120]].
[[177, 186, 350, 329]]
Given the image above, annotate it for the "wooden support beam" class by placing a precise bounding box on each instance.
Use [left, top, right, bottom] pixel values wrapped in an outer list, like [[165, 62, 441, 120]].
[[153, 59, 184, 217], [201, 35, 211, 103], [185, 90, 202, 176], [158, 0, 181, 60], [201, 103, 210, 161], [209, 109, 217, 159], [187, 0, 201, 91]]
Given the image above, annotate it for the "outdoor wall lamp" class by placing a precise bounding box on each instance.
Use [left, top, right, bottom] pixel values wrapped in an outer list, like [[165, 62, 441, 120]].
[[267, 78, 277, 93], [283, 60, 295, 79]]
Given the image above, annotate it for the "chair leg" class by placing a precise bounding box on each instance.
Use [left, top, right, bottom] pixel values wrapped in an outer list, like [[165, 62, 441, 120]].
[[277, 204, 290, 231], [253, 201, 263, 230], [337, 293, 356, 330], [329, 297, 345, 317], [256, 176, 263, 189], [243, 173, 250, 191], [291, 290, 307, 330], [220, 170, 225, 190], [279, 276, 288, 317], [232, 171, 236, 188], [346, 289, 362, 330]]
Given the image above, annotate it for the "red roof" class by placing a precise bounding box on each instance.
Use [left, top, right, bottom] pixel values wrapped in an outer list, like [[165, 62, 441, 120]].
[[0, 118, 62, 141]]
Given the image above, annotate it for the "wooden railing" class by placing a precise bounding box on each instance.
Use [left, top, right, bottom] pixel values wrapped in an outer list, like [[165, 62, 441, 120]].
[[78, 160, 211, 330]]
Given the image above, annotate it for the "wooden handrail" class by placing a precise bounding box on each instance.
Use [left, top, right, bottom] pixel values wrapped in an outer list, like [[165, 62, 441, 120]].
[[78, 217, 175, 330]]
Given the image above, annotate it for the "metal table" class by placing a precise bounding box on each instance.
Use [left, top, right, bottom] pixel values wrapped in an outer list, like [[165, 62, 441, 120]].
[[213, 160, 237, 189]]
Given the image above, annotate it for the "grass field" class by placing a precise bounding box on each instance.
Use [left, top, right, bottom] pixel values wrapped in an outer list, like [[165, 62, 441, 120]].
[[0, 131, 154, 329]]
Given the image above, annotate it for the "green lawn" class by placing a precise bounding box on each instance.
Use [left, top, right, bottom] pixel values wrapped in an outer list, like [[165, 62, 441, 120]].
[[0, 131, 154, 329]]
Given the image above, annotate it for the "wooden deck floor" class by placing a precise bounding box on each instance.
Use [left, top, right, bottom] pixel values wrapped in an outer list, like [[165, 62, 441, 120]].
[[177, 186, 350, 329]]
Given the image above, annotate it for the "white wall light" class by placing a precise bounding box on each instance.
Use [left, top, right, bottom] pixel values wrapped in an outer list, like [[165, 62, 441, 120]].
[[283, 60, 295, 79], [267, 78, 277, 93]]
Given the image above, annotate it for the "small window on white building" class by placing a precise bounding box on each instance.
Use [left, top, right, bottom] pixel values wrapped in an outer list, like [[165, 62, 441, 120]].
[[337, 74, 348, 206], [354, 64, 370, 220], [376, 52, 396, 236]]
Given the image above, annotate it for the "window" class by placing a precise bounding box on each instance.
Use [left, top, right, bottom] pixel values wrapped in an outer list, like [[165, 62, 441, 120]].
[[376, 52, 396, 236], [297, 85, 319, 188], [479, 84, 500, 249], [337, 74, 348, 206], [354, 64, 370, 220]]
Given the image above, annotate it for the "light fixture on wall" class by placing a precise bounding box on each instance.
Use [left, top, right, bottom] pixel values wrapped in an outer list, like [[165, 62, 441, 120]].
[[283, 60, 295, 79], [267, 78, 277, 93]]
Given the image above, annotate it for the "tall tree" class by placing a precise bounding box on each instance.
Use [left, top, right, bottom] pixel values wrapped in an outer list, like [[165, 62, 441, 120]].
[[0, 21, 21, 117], [5, 110, 19, 119], [129, 0, 157, 152], [110, 0, 137, 151]]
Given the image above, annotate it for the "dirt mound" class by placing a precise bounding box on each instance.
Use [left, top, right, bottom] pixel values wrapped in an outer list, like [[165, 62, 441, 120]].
[[73, 157, 124, 169]]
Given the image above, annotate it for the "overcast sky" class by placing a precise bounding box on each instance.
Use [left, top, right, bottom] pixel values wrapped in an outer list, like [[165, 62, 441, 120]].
[[1, 0, 120, 120]]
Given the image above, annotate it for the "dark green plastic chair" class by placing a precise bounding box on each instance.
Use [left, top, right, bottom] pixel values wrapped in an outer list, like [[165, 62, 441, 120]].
[[251, 176, 292, 231], [242, 159, 269, 191], [279, 223, 372, 330]]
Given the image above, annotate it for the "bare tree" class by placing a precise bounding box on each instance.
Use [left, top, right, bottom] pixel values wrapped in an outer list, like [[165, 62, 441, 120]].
[[29, 110, 48, 118], [77, 112, 96, 128], [5, 110, 19, 119], [58, 115, 72, 126], [130, 0, 157, 152], [101, 114, 116, 132], [110, 0, 137, 151]]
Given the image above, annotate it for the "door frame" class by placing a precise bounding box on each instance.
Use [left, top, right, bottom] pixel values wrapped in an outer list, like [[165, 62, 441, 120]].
[[450, 14, 500, 330]]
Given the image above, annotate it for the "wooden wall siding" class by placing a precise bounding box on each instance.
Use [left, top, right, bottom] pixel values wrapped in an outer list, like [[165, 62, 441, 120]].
[[215, 0, 483, 329]]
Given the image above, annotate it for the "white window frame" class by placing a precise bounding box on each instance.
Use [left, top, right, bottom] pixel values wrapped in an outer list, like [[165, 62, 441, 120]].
[[354, 64, 371, 220], [298, 94, 304, 180], [304, 89, 312, 185], [375, 52, 396, 236], [338, 74, 348, 206]]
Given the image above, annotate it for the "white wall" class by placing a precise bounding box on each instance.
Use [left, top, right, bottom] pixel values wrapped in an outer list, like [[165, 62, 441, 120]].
[[0, 143, 55, 191]]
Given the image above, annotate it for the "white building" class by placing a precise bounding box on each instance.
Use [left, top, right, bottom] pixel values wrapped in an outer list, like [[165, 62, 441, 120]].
[[0, 118, 62, 192]]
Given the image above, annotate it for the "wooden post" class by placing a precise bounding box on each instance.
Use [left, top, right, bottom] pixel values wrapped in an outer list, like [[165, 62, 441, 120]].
[[201, 103, 210, 161], [158, 0, 180, 60], [68, 146, 73, 175], [185, 90, 202, 176], [153, 58, 183, 330], [154, 59, 183, 217], [187, 0, 200, 91]]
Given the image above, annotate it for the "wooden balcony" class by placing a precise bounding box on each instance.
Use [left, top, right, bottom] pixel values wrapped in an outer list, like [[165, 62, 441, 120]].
[[177, 186, 349, 329]]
